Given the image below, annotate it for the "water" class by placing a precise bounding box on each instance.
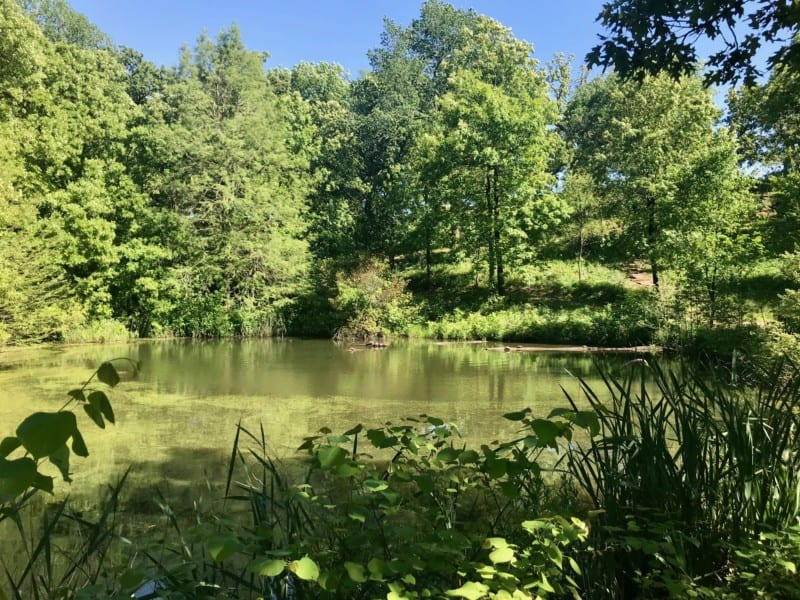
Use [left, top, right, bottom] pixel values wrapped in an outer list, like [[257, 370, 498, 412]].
[[0, 339, 623, 502]]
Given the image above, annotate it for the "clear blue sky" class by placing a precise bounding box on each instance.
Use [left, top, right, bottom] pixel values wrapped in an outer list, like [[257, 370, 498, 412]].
[[68, 1, 608, 76]]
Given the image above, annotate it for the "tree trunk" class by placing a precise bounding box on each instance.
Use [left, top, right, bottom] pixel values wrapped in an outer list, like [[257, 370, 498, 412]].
[[485, 169, 496, 291], [646, 195, 660, 290], [493, 165, 504, 296]]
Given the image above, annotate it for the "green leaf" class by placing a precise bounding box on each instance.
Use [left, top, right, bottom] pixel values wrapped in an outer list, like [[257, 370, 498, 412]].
[[569, 410, 600, 436], [531, 419, 562, 449], [83, 402, 105, 429], [289, 556, 319, 581], [16, 411, 78, 459], [343, 424, 363, 435], [97, 362, 120, 387], [208, 534, 239, 562], [49, 444, 71, 482], [0, 437, 21, 458], [248, 557, 285, 577], [446, 581, 490, 599], [437, 447, 459, 463], [489, 546, 515, 564], [344, 561, 367, 583], [335, 462, 360, 477], [317, 446, 347, 468], [0, 457, 38, 499], [89, 390, 115, 424], [31, 471, 53, 494], [118, 567, 147, 592], [71, 429, 89, 457], [367, 557, 386, 580], [503, 409, 530, 421], [67, 389, 85, 402]]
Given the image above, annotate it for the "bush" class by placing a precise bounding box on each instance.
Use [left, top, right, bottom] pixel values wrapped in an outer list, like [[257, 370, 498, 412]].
[[331, 258, 417, 341]]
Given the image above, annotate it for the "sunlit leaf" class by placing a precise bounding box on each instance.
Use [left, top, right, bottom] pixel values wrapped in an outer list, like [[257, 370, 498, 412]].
[[489, 546, 515, 564], [445, 581, 490, 599], [208, 534, 239, 562], [344, 561, 367, 583], [248, 557, 285, 577], [317, 446, 346, 468], [288, 556, 319, 581]]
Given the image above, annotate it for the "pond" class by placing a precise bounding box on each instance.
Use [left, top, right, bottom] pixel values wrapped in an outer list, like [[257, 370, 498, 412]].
[[0, 339, 630, 505]]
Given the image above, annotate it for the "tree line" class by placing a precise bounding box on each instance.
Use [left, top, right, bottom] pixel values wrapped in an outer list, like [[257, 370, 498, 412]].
[[1, 0, 797, 346]]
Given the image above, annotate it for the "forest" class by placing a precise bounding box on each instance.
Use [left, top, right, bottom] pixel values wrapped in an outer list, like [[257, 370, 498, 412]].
[[1, 0, 798, 365]]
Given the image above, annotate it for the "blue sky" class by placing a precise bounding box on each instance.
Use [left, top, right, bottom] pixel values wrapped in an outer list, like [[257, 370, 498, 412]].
[[68, 1, 608, 76]]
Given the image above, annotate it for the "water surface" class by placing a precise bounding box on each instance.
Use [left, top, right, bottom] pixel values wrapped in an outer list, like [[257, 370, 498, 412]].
[[0, 339, 624, 500]]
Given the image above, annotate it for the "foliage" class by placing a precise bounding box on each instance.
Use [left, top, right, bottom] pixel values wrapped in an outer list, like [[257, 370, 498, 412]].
[[564, 359, 800, 597], [588, 0, 800, 85], [332, 258, 416, 341]]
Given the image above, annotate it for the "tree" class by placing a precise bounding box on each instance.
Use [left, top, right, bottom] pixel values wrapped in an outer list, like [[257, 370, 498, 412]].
[[565, 73, 721, 289], [588, 0, 800, 85], [667, 129, 762, 324], [430, 17, 562, 295], [133, 27, 313, 336]]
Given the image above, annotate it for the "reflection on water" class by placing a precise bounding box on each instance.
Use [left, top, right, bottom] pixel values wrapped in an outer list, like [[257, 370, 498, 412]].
[[0, 339, 633, 499]]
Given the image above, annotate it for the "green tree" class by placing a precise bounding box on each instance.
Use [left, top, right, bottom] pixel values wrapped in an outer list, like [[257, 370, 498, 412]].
[[134, 27, 313, 336], [565, 73, 721, 289], [430, 17, 561, 295]]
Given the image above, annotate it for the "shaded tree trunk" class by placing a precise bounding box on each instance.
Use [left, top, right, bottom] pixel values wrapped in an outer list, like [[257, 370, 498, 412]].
[[646, 195, 660, 290], [485, 169, 497, 291], [493, 165, 504, 295]]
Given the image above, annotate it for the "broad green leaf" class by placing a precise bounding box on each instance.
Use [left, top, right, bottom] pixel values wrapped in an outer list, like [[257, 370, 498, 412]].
[[208, 534, 239, 562], [83, 403, 105, 429], [248, 557, 285, 577], [317, 446, 346, 468], [531, 419, 561, 449], [364, 479, 388, 492], [97, 362, 120, 387], [49, 444, 71, 482], [367, 557, 386, 579], [32, 472, 53, 494], [446, 581, 489, 599], [344, 561, 367, 583], [67, 389, 85, 402], [335, 462, 360, 477], [489, 546, 515, 564], [16, 411, 78, 459], [289, 556, 319, 581], [71, 429, 89, 457], [569, 410, 600, 436], [343, 424, 363, 435], [437, 447, 459, 463], [118, 567, 147, 591], [0, 457, 38, 498], [0, 437, 21, 458], [89, 390, 115, 424], [503, 409, 530, 421]]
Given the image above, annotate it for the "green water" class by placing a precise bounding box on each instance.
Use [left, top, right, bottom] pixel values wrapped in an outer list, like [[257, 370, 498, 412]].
[[0, 339, 623, 503]]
